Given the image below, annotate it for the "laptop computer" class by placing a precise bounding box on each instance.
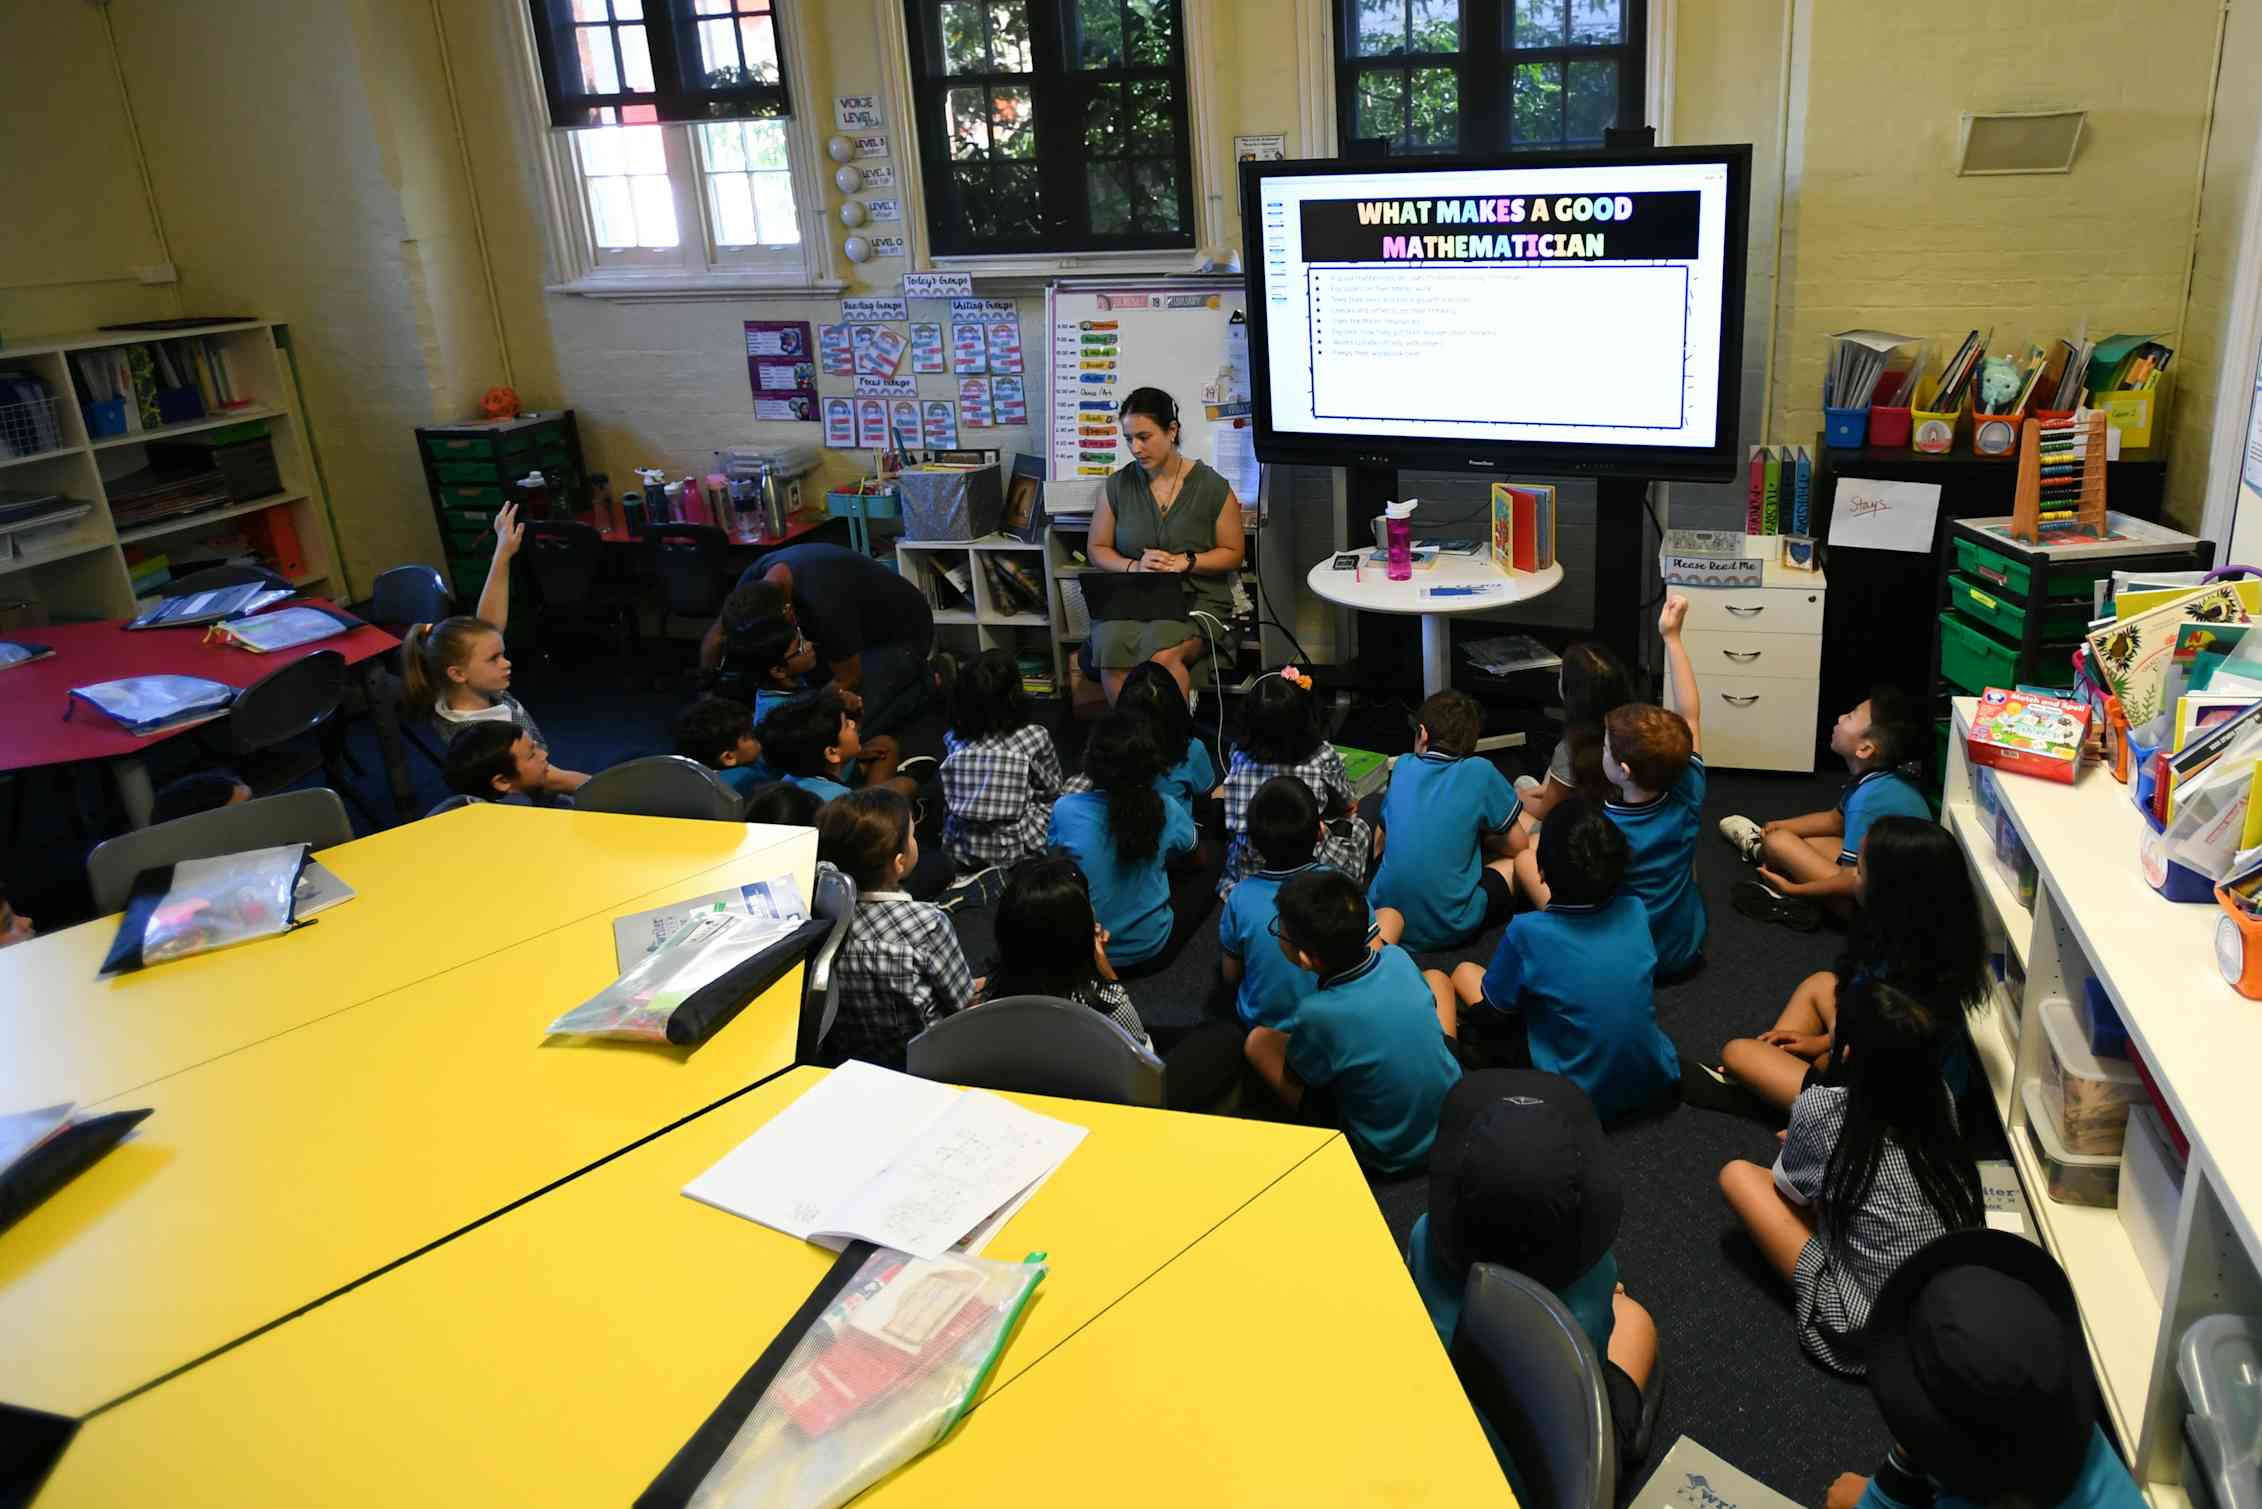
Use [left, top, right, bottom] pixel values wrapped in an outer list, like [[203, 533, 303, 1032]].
[[1077, 571, 1190, 623]]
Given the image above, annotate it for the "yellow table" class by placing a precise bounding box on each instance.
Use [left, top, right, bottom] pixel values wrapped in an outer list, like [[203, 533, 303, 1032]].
[[0, 805, 813, 1109], [27, 1070, 1480, 1506], [0, 827, 817, 1418]]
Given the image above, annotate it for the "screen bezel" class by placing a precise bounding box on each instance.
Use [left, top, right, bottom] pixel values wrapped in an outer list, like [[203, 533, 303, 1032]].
[[1238, 143, 1753, 483]]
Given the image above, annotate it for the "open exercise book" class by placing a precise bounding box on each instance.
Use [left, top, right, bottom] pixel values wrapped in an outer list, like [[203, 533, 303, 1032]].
[[683, 1061, 1087, 1260]]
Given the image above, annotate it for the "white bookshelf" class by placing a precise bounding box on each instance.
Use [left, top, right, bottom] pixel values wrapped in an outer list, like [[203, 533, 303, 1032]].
[[893, 533, 1060, 692], [0, 321, 341, 623]]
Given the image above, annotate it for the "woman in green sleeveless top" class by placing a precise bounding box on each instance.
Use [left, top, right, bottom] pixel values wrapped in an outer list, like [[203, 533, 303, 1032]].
[[1087, 386, 1247, 701]]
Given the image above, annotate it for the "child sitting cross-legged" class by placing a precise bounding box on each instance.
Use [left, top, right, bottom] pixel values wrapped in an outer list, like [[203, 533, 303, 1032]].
[[1408, 1071, 1661, 1485], [1220, 667, 1373, 895], [444, 721, 560, 806], [1368, 689, 1524, 952], [1244, 868, 1463, 1174], [1719, 686, 1932, 929], [1431, 796, 1678, 1123], [1047, 711, 1204, 974], [742, 779, 824, 829], [1220, 775, 1394, 1031], [940, 647, 1062, 878], [674, 695, 772, 799], [972, 855, 1151, 1051], [815, 787, 973, 1071], [755, 686, 914, 803], [710, 606, 818, 724], [1114, 659, 1218, 822]]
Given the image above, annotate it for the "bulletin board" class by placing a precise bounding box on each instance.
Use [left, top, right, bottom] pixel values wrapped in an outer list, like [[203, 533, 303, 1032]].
[[1045, 279, 1259, 508]]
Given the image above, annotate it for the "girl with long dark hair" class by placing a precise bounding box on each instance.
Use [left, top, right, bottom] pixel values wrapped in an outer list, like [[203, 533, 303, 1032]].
[[976, 855, 1151, 1049], [1047, 712, 1202, 971]]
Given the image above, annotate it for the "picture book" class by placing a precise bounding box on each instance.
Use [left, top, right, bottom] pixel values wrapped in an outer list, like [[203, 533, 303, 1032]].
[[2087, 583, 2255, 729], [1632, 1436, 1803, 1509], [1488, 482, 1555, 574]]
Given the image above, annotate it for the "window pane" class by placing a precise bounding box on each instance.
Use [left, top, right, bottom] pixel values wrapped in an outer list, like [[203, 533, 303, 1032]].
[[620, 122, 668, 173], [946, 87, 993, 157], [738, 16, 779, 81], [751, 169, 798, 242], [619, 25, 653, 92], [1510, 59, 1561, 143], [588, 177, 636, 247], [1076, 0, 1123, 67], [1086, 83, 1124, 156], [1565, 58, 1614, 141], [1354, 0, 1406, 56], [940, 2, 986, 74], [1128, 78, 1172, 146], [747, 117, 789, 168], [988, 2, 1032, 71], [1408, 66, 1458, 151], [1132, 159, 1180, 231], [1512, 0, 1566, 48], [570, 0, 608, 22], [1125, 0, 1173, 66], [1090, 161, 1134, 234], [630, 172, 680, 245], [696, 18, 739, 75], [704, 120, 745, 170], [710, 171, 759, 244], [694, 0, 731, 12], [574, 25, 620, 94], [612, 0, 641, 16], [1569, 0, 1620, 43], [1351, 68, 1406, 143], [993, 85, 1036, 158], [1409, 0, 1459, 49], [997, 163, 1042, 239], [955, 165, 1001, 240], [576, 125, 624, 176]]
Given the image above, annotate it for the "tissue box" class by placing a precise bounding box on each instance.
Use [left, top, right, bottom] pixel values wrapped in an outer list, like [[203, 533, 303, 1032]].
[[1967, 687, 2089, 784]]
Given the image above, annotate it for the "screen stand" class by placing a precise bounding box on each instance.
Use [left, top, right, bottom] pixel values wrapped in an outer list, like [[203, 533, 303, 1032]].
[[1344, 462, 1412, 690], [1594, 476, 1651, 673]]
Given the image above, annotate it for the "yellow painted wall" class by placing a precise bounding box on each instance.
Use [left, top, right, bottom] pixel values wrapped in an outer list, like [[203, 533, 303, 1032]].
[[1768, 1, 2221, 475]]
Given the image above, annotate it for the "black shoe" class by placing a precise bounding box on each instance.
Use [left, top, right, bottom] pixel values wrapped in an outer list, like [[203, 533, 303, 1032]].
[[939, 865, 1007, 911], [1678, 1059, 1779, 1122], [1730, 878, 1822, 932], [896, 754, 940, 785]]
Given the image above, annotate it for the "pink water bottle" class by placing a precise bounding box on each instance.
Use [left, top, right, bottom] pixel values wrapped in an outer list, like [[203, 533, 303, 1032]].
[[1385, 499, 1416, 581]]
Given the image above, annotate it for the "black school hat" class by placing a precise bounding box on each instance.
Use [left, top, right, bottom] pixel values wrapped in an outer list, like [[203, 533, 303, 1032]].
[[1428, 1069, 1622, 1289], [1865, 1229, 2098, 1505]]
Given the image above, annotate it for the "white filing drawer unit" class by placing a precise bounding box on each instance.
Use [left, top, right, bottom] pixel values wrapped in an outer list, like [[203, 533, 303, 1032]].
[[1663, 540, 1826, 773]]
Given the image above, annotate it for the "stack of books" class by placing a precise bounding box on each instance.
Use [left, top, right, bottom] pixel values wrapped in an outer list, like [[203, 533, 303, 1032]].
[[105, 466, 233, 530]]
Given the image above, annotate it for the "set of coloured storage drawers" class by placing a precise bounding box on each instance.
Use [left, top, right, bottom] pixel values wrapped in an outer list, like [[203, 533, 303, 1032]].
[[414, 412, 586, 602]]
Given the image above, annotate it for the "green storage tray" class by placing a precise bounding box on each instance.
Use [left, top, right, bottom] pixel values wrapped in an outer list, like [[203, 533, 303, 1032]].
[[424, 434, 495, 461], [439, 484, 506, 514], [1949, 574, 2094, 641], [1938, 612, 2079, 696], [433, 460, 497, 485], [1952, 535, 2119, 601]]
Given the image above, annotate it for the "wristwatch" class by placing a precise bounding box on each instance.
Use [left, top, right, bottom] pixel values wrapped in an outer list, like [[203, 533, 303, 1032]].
[[1182, 550, 1197, 572]]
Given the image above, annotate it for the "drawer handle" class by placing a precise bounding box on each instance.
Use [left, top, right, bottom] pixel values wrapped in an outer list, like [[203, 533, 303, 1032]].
[[1725, 605, 1765, 617], [1721, 693, 1761, 707], [1723, 650, 1762, 663]]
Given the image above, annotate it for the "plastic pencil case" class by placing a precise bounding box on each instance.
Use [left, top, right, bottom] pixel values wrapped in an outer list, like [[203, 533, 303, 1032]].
[[2139, 804, 2215, 903]]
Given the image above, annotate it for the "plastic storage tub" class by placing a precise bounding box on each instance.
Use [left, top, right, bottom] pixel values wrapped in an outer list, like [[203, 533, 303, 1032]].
[[2040, 996, 2142, 1154], [2023, 1080, 2120, 1207], [2179, 1314, 2262, 1509], [2083, 976, 2130, 1058], [2120, 1106, 2185, 1299]]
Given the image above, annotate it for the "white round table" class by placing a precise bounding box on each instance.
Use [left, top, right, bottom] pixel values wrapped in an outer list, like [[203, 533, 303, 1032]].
[[1304, 551, 1565, 698]]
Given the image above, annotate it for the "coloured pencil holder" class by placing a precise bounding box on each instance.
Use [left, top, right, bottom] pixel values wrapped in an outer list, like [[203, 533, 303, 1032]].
[[1868, 403, 1912, 448], [2213, 886, 2262, 999], [2137, 804, 2214, 903], [1823, 404, 1869, 448]]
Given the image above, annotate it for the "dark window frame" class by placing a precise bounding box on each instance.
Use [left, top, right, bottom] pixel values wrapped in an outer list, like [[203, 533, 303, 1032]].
[[903, 0, 1198, 258], [1333, 0, 1647, 156], [528, 0, 792, 130]]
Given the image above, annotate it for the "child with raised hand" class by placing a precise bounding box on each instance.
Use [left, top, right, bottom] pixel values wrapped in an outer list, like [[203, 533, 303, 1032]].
[[1525, 642, 1638, 824], [1220, 775, 1391, 1031], [1715, 817, 1987, 1113], [443, 720, 558, 805], [974, 855, 1152, 1050], [1720, 686, 1932, 928], [1220, 666, 1372, 895], [1433, 796, 1677, 1124], [940, 647, 1062, 874], [674, 695, 772, 798], [1114, 659, 1217, 822], [1717, 978, 1984, 1376], [1408, 1071, 1661, 1483], [1368, 689, 1523, 951], [1244, 868, 1463, 1174], [401, 503, 588, 794], [1047, 711, 1201, 973], [816, 787, 973, 1070]]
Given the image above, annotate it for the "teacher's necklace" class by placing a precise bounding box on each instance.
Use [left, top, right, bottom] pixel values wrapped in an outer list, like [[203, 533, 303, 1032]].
[[1151, 452, 1187, 516]]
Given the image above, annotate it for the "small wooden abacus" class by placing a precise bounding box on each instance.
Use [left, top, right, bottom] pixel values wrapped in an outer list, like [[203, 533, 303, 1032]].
[[2009, 410, 2109, 543]]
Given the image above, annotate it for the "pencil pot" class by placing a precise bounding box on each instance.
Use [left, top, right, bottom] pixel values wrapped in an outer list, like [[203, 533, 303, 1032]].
[[153, 385, 205, 426], [1823, 405, 1869, 449], [82, 398, 127, 439], [2138, 805, 2214, 903], [2213, 886, 2262, 999], [1868, 404, 1912, 448]]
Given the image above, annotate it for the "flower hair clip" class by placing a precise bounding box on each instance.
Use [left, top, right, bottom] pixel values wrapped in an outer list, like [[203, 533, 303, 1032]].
[[1278, 665, 1314, 692]]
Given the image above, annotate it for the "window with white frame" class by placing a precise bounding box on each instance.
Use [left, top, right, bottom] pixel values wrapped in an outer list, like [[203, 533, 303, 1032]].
[[521, 1, 828, 290]]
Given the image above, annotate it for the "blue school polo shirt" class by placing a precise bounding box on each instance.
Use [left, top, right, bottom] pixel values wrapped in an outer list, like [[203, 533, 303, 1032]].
[[1606, 754, 1706, 974], [716, 764, 767, 797], [1217, 863, 1381, 1030], [1837, 769, 1932, 864], [1854, 1427, 2142, 1509], [1405, 1213, 1619, 1362], [1479, 894, 1678, 1122], [1368, 752, 1521, 951], [786, 773, 852, 802], [1160, 736, 1218, 820], [1047, 790, 1196, 968], [1285, 945, 1462, 1173]]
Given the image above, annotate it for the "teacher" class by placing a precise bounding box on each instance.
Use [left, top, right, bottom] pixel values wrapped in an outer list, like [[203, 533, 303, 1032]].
[[700, 541, 935, 739], [1086, 386, 1247, 701]]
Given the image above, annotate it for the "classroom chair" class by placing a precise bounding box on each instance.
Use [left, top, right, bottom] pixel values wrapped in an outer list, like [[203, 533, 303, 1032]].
[[422, 794, 474, 820], [87, 787, 353, 914], [523, 520, 639, 657], [165, 563, 292, 596], [906, 995, 1166, 1108], [793, 861, 855, 1064], [574, 755, 744, 822], [364, 563, 451, 635], [198, 649, 375, 824], [1451, 1264, 1616, 1509], [649, 523, 731, 673]]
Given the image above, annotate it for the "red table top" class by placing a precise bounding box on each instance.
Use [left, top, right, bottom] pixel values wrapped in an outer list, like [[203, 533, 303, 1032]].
[[0, 601, 398, 772], [598, 509, 833, 547]]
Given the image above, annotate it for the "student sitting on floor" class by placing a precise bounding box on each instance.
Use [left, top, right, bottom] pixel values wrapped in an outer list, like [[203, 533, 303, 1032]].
[[755, 686, 915, 803], [1114, 659, 1218, 822], [1407, 1070, 1660, 1484], [1714, 817, 1986, 1113], [1219, 775, 1390, 1031], [709, 606, 819, 724], [1244, 868, 1462, 1174], [1432, 797, 1678, 1124], [1219, 667, 1373, 895], [1519, 641, 1637, 827], [443, 721, 561, 806], [402, 505, 588, 795], [972, 855, 1152, 1051], [1046, 711, 1203, 974], [1368, 689, 1524, 952], [1825, 1231, 2144, 1509], [940, 648, 1061, 875], [1717, 977, 1984, 1376], [1721, 686, 1931, 928], [815, 788, 973, 1070], [674, 695, 771, 798], [149, 769, 251, 826], [743, 779, 823, 828]]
